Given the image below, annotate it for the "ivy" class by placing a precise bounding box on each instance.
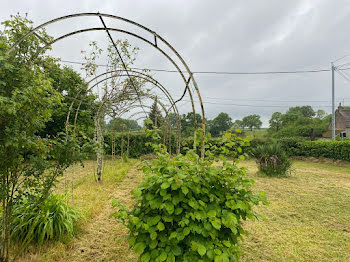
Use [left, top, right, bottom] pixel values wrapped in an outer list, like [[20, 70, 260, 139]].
[[112, 131, 266, 261]]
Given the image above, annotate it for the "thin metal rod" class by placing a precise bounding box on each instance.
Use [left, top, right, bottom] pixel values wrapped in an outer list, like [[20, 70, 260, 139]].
[[332, 63, 335, 140], [98, 15, 147, 116]]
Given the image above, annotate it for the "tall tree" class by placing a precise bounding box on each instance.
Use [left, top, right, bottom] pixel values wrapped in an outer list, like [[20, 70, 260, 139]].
[[0, 14, 89, 261], [148, 97, 163, 128], [316, 109, 327, 119], [39, 64, 96, 137], [287, 106, 315, 118], [208, 112, 233, 137], [181, 112, 202, 137], [268, 106, 331, 138], [269, 112, 283, 132], [233, 119, 243, 129], [242, 114, 262, 131]]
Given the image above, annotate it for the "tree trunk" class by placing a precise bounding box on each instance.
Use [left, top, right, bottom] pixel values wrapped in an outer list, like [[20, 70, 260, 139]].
[[1, 198, 9, 262]]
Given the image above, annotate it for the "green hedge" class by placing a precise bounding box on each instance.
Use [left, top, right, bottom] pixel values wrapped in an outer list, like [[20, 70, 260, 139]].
[[104, 132, 177, 158], [104, 132, 350, 162], [291, 140, 350, 161], [250, 137, 350, 161]]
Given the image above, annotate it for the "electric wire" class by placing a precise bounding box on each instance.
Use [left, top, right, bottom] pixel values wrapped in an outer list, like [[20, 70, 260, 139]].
[[59, 59, 350, 75]]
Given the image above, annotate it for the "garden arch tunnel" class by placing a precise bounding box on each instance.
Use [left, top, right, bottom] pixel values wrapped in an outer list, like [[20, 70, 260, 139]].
[[8, 12, 206, 158], [68, 70, 182, 147], [112, 93, 181, 154]]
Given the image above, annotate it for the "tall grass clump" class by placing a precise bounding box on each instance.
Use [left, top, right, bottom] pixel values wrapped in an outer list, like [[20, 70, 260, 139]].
[[11, 194, 81, 245], [251, 142, 291, 177]]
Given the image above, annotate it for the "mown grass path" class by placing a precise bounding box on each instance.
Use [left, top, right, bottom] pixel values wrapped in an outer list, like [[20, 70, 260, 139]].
[[18, 159, 141, 262], [17, 158, 350, 261]]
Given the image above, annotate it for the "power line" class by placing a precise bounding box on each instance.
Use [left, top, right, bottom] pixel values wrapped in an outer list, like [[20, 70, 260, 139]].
[[336, 68, 350, 82], [59, 59, 350, 75], [178, 99, 332, 108], [155, 92, 337, 103]]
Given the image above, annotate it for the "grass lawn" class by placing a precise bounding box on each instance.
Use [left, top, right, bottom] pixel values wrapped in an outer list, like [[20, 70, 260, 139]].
[[242, 128, 268, 138], [17, 158, 350, 261], [240, 159, 350, 262]]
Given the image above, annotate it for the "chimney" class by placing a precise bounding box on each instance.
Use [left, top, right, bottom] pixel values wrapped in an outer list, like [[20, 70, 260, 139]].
[[339, 102, 343, 110]]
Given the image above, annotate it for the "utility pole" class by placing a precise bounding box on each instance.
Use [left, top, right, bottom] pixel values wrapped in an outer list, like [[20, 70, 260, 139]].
[[332, 63, 336, 140]]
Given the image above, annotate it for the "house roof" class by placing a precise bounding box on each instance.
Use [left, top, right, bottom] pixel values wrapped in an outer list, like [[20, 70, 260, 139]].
[[339, 109, 350, 128]]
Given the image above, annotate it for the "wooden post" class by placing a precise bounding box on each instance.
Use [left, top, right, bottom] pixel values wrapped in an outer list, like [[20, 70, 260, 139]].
[[111, 133, 115, 160], [121, 134, 124, 157], [127, 131, 130, 157]]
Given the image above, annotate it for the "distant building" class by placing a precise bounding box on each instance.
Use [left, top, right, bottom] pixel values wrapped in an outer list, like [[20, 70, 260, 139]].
[[323, 103, 350, 138]]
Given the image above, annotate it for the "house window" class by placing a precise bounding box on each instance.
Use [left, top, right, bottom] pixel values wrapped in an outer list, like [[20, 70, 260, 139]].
[[341, 132, 347, 138]]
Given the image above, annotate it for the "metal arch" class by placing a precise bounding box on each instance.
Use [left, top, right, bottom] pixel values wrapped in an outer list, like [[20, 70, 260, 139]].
[[70, 72, 177, 125], [115, 104, 151, 118], [127, 110, 149, 120], [135, 116, 148, 122], [9, 13, 206, 158], [115, 96, 169, 119], [34, 27, 196, 124], [84, 72, 183, 148], [87, 70, 179, 114], [80, 72, 182, 127]]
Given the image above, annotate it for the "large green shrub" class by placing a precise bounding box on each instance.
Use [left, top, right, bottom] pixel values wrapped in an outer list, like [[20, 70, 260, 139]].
[[11, 194, 81, 245], [251, 142, 292, 177], [112, 136, 266, 261], [292, 140, 350, 161]]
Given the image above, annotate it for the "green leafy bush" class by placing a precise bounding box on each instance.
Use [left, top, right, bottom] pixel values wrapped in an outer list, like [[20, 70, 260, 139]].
[[11, 194, 81, 245], [291, 140, 350, 161], [251, 142, 292, 177], [112, 144, 265, 261]]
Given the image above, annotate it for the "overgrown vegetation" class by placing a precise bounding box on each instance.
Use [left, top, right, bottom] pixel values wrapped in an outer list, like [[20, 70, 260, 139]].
[[268, 106, 330, 139], [112, 131, 266, 261], [0, 14, 92, 261], [11, 194, 81, 245], [251, 142, 292, 177]]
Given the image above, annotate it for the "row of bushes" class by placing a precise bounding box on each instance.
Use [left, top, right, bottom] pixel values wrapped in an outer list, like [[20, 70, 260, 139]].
[[104, 132, 177, 158], [103, 132, 350, 162], [250, 137, 350, 161]]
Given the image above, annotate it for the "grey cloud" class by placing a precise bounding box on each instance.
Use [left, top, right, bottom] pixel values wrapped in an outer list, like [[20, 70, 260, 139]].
[[2, 0, 350, 126]]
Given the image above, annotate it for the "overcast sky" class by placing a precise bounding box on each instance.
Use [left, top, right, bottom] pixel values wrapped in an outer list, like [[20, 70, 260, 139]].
[[2, 0, 350, 126]]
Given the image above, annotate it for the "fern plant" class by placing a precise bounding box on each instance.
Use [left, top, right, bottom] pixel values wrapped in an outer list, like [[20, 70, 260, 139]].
[[11, 194, 81, 245], [251, 142, 291, 177]]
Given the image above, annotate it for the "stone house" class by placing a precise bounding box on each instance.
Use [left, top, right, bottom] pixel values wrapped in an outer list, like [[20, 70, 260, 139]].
[[323, 103, 350, 138]]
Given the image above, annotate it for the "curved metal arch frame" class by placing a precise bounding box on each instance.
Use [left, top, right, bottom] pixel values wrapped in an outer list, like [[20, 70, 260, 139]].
[[86, 71, 181, 121], [135, 116, 148, 122], [89, 73, 183, 153], [72, 71, 182, 137], [69, 72, 178, 127], [78, 73, 181, 154], [87, 69, 179, 113], [42, 27, 195, 140], [9, 12, 206, 158], [119, 97, 178, 155]]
